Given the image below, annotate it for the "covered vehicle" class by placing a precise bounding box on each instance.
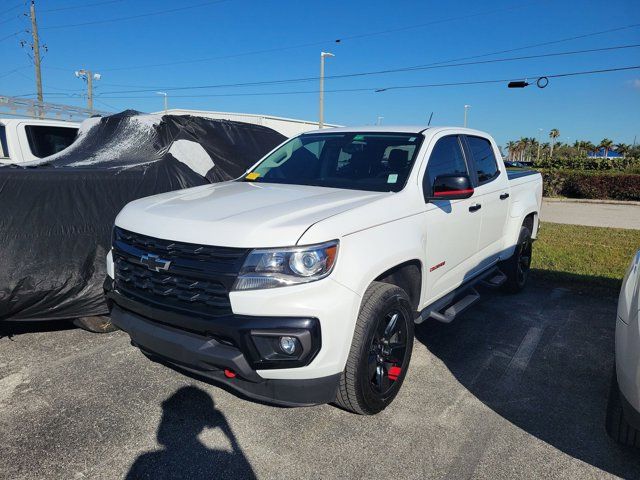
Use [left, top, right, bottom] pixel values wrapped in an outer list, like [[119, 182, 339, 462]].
[[0, 110, 285, 331]]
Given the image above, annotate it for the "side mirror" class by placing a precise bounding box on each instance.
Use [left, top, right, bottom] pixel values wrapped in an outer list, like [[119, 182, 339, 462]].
[[425, 174, 474, 201]]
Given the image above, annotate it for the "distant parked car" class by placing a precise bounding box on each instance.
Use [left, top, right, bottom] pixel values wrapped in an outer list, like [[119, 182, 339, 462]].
[[606, 250, 640, 448]]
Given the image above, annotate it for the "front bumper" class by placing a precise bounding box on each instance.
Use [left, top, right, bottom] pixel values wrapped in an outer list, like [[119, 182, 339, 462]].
[[106, 279, 341, 406], [110, 304, 339, 406]]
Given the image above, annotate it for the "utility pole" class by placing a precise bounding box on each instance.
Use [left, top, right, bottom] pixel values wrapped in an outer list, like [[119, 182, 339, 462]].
[[75, 69, 101, 112], [463, 105, 471, 128], [29, 1, 43, 116], [319, 51, 334, 129]]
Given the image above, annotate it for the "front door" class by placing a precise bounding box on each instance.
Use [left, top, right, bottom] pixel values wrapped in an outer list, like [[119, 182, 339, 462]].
[[421, 134, 483, 304]]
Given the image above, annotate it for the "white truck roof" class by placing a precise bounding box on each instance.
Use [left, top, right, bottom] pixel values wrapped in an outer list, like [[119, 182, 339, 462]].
[[0, 117, 80, 128]]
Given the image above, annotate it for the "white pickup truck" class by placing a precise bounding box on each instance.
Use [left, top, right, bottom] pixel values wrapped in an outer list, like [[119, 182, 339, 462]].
[[106, 126, 542, 414], [0, 118, 79, 164]]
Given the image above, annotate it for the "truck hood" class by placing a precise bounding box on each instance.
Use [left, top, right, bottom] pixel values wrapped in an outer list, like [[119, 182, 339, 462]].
[[115, 181, 388, 247]]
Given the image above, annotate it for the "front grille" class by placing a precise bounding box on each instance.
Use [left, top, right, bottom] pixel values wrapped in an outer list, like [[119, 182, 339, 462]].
[[112, 227, 249, 318]]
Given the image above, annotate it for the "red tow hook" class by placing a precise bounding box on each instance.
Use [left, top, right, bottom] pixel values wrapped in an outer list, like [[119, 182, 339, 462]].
[[388, 366, 401, 381], [224, 369, 237, 378]]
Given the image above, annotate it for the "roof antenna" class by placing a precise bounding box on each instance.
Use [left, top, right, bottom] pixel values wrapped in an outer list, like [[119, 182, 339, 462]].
[[427, 112, 433, 126]]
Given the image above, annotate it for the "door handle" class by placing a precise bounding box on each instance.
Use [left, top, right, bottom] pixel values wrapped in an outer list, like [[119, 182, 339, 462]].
[[500, 193, 510, 200], [469, 203, 482, 212]]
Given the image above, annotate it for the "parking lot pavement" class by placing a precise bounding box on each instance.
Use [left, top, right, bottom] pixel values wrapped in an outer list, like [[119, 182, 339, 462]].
[[1, 280, 639, 480], [541, 199, 640, 230]]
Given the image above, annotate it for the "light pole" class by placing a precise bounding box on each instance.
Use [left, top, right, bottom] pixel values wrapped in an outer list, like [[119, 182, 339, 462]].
[[156, 91, 168, 113], [319, 51, 334, 129], [75, 69, 101, 112], [463, 104, 471, 128], [376, 115, 384, 126], [536, 128, 543, 162]]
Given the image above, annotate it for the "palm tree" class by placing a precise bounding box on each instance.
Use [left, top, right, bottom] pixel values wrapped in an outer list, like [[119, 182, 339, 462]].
[[506, 141, 518, 161], [616, 143, 630, 157], [584, 141, 596, 156], [573, 140, 582, 156], [549, 129, 560, 156], [599, 138, 614, 158]]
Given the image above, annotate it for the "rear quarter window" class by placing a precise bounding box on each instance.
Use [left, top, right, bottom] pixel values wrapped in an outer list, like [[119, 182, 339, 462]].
[[466, 135, 500, 185], [25, 125, 78, 158]]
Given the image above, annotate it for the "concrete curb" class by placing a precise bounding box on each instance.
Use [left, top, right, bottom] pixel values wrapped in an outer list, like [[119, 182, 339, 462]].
[[543, 197, 640, 206]]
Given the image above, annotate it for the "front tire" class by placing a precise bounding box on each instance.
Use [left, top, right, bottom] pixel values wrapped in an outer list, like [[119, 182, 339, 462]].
[[501, 225, 532, 293], [334, 282, 414, 415], [606, 368, 640, 448], [73, 315, 117, 333]]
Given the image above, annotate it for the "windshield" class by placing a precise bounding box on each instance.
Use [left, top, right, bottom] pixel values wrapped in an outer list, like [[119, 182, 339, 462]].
[[243, 132, 423, 192]]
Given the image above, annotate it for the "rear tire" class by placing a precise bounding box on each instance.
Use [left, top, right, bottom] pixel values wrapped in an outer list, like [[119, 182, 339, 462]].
[[73, 315, 117, 333], [606, 368, 640, 448], [334, 282, 414, 415], [501, 225, 532, 293]]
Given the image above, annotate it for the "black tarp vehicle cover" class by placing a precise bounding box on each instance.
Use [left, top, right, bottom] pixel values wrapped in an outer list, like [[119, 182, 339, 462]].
[[0, 110, 285, 321]]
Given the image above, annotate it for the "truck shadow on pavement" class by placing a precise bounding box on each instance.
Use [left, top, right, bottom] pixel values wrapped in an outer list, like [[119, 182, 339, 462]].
[[125, 386, 256, 480], [414, 282, 640, 478]]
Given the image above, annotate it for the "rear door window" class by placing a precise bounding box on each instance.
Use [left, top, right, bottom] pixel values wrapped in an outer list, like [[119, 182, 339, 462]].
[[465, 135, 500, 185], [25, 125, 78, 158]]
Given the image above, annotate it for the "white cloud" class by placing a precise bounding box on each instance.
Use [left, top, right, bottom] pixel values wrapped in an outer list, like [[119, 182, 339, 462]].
[[628, 78, 640, 90]]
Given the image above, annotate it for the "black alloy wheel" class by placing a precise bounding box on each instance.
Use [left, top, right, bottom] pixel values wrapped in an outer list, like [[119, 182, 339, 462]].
[[369, 310, 408, 396]]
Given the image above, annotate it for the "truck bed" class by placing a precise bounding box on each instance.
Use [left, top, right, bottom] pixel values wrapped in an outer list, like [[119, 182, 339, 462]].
[[506, 168, 539, 180]]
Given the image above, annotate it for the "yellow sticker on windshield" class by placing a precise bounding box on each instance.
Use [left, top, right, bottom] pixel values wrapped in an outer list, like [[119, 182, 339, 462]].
[[245, 172, 260, 180]]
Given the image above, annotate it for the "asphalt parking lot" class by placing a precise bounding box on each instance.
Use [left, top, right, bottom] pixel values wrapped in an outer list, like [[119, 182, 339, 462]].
[[1, 278, 639, 480]]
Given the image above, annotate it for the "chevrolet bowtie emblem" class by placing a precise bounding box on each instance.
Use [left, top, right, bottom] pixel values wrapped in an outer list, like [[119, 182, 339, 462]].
[[140, 253, 171, 272]]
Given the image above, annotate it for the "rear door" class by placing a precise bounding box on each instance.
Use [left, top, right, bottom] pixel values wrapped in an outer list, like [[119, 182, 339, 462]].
[[421, 134, 483, 303], [462, 135, 510, 265]]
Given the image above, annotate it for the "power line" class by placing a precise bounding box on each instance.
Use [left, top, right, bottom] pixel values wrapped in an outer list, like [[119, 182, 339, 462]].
[[43, 1, 547, 72], [85, 21, 640, 83], [0, 31, 23, 43], [376, 65, 640, 92], [0, 65, 30, 79], [87, 65, 640, 99], [0, 2, 24, 19], [96, 43, 640, 94], [39, 0, 231, 30], [40, 0, 124, 13], [0, 14, 23, 26]]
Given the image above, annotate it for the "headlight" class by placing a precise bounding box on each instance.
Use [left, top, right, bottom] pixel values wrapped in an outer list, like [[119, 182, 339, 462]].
[[233, 240, 339, 291]]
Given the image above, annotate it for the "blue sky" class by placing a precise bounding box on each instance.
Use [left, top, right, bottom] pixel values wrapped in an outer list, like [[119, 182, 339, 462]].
[[1, 0, 639, 146]]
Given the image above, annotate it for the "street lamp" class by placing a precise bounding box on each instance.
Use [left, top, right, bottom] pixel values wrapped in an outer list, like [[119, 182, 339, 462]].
[[319, 51, 334, 129], [75, 69, 101, 112], [537, 128, 543, 162], [376, 115, 384, 126], [463, 104, 471, 128], [156, 91, 168, 114]]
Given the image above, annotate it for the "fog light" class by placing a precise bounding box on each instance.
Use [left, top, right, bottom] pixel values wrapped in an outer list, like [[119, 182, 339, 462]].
[[279, 336, 297, 355]]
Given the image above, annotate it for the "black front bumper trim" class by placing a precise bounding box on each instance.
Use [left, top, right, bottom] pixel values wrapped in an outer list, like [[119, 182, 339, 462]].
[[105, 277, 321, 369], [109, 300, 339, 407]]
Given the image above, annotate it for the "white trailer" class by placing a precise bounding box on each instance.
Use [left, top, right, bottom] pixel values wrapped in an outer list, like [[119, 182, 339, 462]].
[[152, 109, 340, 138]]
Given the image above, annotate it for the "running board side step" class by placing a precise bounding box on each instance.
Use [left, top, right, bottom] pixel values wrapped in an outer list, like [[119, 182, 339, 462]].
[[427, 288, 480, 324], [482, 271, 507, 288]]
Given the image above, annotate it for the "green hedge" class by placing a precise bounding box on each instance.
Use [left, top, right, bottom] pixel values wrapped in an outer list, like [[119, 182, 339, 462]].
[[540, 169, 640, 201], [533, 156, 639, 171]]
